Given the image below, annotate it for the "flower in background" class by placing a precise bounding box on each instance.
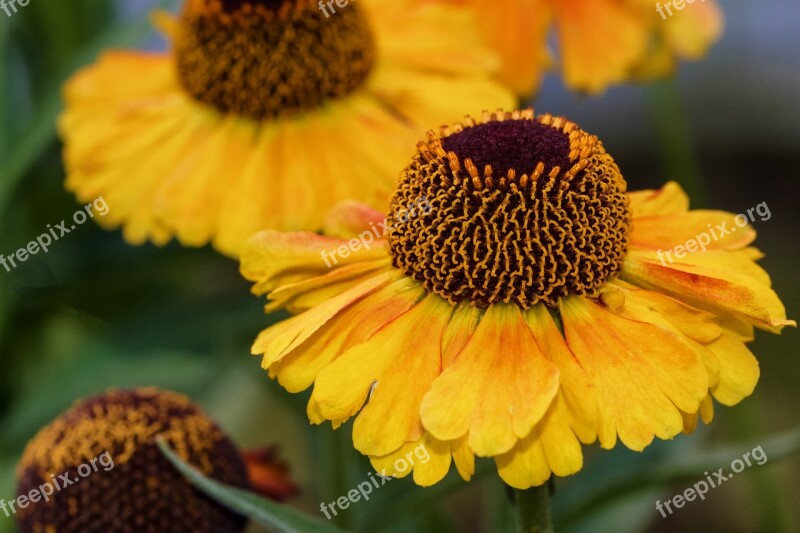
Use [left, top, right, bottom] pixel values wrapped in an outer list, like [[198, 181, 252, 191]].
[[16, 388, 249, 532], [59, 0, 514, 257], [241, 447, 300, 502], [240, 109, 793, 488], [442, 0, 724, 96]]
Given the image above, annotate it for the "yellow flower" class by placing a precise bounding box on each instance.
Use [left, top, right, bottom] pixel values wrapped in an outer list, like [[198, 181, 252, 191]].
[[16, 388, 248, 532], [240, 110, 794, 489], [59, 0, 514, 257], [443, 0, 724, 96]]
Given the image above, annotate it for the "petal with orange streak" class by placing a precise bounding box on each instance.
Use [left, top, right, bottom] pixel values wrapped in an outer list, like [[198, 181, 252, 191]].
[[622, 250, 795, 332], [611, 282, 722, 344], [560, 297, 707, 451], [525, 304, 598, 443], [421, 304, 559, 457], [495, 304, 597, 489]]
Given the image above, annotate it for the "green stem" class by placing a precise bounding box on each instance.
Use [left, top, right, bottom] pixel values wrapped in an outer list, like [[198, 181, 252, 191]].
[[646, 79, 707, 207], [513, 485, 553, 533]]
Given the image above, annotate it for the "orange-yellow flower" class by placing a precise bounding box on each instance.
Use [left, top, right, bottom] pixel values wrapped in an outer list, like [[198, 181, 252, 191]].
[[240, 110, 793, 489], [442, 0, 724, 96], [58, 0, 513, 257]]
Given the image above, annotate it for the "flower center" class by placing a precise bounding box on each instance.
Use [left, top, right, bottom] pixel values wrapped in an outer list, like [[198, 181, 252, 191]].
[[174, 0, 376, 120], [387, 110, 632, 309]]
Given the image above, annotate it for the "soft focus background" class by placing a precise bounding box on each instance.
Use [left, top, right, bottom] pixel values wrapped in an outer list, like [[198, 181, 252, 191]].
[[0, 0, 797, 532]]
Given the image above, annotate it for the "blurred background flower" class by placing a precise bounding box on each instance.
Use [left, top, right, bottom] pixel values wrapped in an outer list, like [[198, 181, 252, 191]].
[[15, 388, 249, 532], [0, 0, 798, 532], [57, 0, 513, 258], [442, 0, 723, 96]]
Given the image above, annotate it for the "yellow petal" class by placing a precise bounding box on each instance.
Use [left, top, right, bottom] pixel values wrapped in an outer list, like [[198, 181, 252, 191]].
[[251, 271, 396, 367], [554, 0, 649, 93], [266, 258, 392, 313], [630, 211, 756, 252], [370, 64, 516, 133], [441, 304, 482, 369], [311, 296, 453, 456], [622, 250, 795, 332], [682, 394, 715, 434], [369, 0, 500, 75], [272, 277, 424, 393], [451, 436, 475, 482], [628, 181, 689, 217], [369, 434, 452, 487], [421, 304, 559, 457], [496, 394, 583, 489], [613, 283, 722, 344], [525, 304, 597, 444], [663, 1, 724, 60], [497, 305, 598, 489], [561, 297, 707, 451], [707, 334, 760, 406], [323, 201, 388, 239], [241, 230, 388, 297]]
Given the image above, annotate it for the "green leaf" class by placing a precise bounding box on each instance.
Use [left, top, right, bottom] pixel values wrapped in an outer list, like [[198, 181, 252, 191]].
[[157, 438, 347, 533]]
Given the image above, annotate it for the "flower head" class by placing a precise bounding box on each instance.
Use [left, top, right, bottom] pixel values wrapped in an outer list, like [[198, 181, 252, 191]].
[[59, 0, 514, 256], [240, 109, 794, 489], [15, 388, 249, 532], [444, 0, 724, 95]]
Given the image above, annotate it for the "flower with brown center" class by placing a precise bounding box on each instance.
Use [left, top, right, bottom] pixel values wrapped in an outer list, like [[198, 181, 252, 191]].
[[15, 388, 249, 532], [59, 0, 514, 257], [240, 109, 794, 489], [389, 111, 631, 308]]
